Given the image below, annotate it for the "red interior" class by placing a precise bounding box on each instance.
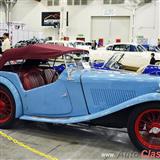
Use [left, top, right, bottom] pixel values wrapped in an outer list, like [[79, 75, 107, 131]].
[[19, 68, 58, 90]]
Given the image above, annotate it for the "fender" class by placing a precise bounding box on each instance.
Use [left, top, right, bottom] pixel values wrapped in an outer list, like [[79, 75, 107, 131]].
[[20, 93, 160, 124], [0, 76, 23, 118], [101, 92, 160, 115]]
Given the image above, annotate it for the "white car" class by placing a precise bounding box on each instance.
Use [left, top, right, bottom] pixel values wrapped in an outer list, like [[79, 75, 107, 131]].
[[105, 43, 147, 52], [45, 40, 89, 60], [45, 40, 74, 47], [45, 40, 90, 50], [89, 43, 159, 70], [69, 40, 91, 50]]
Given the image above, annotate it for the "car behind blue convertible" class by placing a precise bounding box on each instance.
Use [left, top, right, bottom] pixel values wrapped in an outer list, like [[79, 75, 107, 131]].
[[0, 44, 159, 152], [93, 52, 160, 76]]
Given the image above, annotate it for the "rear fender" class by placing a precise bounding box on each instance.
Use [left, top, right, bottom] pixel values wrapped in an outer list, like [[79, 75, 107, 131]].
[[0, 77, 23, 118]]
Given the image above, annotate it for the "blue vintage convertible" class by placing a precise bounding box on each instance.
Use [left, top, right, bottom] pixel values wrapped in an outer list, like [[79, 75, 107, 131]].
[[0, 44, 159, 152]]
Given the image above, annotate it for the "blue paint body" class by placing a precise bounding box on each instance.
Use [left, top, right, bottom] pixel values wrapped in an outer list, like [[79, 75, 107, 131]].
[[1, 68, 160, 124]]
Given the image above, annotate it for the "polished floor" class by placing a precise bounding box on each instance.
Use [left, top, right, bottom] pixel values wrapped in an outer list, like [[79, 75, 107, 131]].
[[0, 121, 142, 160]]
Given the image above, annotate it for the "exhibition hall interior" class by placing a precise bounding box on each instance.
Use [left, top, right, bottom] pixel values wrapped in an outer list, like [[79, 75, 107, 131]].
[[0, 0, 160, 159]]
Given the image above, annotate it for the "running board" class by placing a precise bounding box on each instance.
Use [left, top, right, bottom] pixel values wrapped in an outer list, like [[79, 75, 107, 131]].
[[19, 115, 91, 124]]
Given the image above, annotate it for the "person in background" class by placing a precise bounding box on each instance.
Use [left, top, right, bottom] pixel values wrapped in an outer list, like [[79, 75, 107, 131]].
[[98, 40, 103, 47], [2, 33, 11, 53], [158, 38, 160, 49], [91, 40, 97, 50], [0, 37, 3, 54], [150, 53, 160, 65]]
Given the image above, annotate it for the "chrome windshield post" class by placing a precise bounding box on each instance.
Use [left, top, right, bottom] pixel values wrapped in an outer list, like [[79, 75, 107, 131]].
[[64, 53, 75, 80]]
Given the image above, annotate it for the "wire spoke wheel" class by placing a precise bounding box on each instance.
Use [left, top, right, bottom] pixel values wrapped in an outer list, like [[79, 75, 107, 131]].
[[128, 104, 160, 152], [135, 109, 160, 150], [0, 86, 15, 128], [0, 90, 13, 123]]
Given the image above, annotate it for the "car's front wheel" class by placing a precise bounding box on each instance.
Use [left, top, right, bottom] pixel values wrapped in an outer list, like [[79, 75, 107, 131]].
[[0, 85, 15, 128], [128, 104, 160, 152]]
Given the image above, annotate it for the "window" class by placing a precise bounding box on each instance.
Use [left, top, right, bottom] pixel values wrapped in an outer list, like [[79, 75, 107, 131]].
[[112, 0, 124, 4], [144, 0, 152, 3], [81, 0, 87, 5], [74, 0, 80, 5], [104, 0, 124, 4], [106, 45, 113, 50], [103, 0, 110, 4], [130, 45, 137, 52], [68, 0, 88, 5], [67, 0, 73, 5], [47, 0, 60, 6], [137, 45, 146, 52], [75, 42, 85, 46], [113, 45, 130, 51], [47, 0, 53, 6], [53, 0, 59, 6]]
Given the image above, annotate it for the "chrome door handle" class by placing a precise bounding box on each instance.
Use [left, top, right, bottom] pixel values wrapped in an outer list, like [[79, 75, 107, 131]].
[[61, 92, 68, 97]]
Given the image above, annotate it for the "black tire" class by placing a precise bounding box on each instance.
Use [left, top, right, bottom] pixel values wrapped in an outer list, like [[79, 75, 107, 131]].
[[127, 103, 160, 152], [0, 85, 15, 129]]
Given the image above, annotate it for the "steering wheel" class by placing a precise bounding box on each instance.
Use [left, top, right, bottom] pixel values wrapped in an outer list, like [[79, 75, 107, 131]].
[[111, 62, 123, 69]]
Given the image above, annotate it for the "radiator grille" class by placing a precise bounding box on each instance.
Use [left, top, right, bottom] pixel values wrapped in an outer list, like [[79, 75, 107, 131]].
[[91, 88, 136, 107]]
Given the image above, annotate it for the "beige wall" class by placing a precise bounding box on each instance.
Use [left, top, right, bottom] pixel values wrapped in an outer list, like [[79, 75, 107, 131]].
[[135, 0, 159, 45], [11, 0, 60, 38], [0, 1, 6, 23], [10, 0, 159, 44], [158, 0, 160, 40]]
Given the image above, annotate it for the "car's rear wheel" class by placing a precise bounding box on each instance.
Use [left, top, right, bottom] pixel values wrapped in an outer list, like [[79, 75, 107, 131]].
[[128, 104, 160, 152], [0, 85, 15, 128]]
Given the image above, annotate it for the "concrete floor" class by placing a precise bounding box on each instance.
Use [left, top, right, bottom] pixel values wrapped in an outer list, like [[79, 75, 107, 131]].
[[0, 121, 142, 160]]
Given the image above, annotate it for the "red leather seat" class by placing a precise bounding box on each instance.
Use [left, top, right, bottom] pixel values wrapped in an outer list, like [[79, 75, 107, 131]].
[[43, 69, 58, 84], [20, 69, 45, 90]]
